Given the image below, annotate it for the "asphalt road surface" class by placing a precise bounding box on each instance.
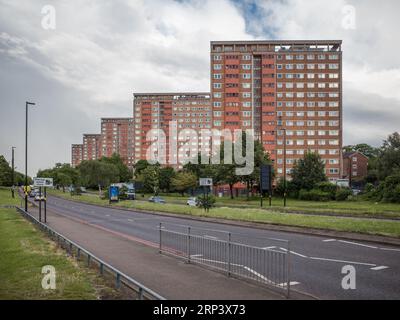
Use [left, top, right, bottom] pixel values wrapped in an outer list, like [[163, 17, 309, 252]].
[[43, 195, 400, 299]]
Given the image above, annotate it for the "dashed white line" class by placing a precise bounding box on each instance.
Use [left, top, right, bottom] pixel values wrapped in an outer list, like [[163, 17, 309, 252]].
[[278, 281, 300, 287], [338, 240, 377, 249], [380, 247, 400, 252], [309, 256, 376, 267], [370, 266, 388, 271], [323, 239, 336, 242], [204, 235, 218, 240], [262, 246, 276, 250]]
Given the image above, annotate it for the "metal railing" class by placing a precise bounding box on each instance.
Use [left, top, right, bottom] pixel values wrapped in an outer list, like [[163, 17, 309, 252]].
[[159, 222, 291, 297], [16, 207, 165, 300]]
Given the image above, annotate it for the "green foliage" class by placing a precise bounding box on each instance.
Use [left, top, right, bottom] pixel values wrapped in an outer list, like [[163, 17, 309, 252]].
[[78, 160, 119, 189], [377, 132, 400, 180], [134, 160, 150, 178], [298, 189, 330, 202], [197, 194, 216, 211], [0, 155, 32, 186], [171, 171, 197, 196], [343, 143, 380, 158], [136, 165, 160, 195], [335, 188, 353, 201], [381, 172, 400, 203], [316, 182, 337, 200], [159, 167, 176, 192], [100, 153, 131, 182], [291, 151, 327, 191]]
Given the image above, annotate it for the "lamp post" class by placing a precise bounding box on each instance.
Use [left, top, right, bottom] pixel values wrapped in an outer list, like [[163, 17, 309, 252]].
[[25, 101, 35, 212], [11, 147, 15, 198], [278, 116, 287, 207]]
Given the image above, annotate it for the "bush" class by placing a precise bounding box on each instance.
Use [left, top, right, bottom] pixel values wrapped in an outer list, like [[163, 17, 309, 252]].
[[316, 182, 337, 200], [197, 195, 216, 211], [298, 189, 330, 202], [335, 188, 353, 201], [381, 173, 400, 203]]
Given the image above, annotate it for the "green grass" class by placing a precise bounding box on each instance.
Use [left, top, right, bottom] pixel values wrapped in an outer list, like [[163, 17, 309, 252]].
[[50, 189, 400, 238], [0, 189, 120, 299]]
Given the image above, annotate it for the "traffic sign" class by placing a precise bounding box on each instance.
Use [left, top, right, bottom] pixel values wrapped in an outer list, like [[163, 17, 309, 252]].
[[199, 178, 213, 186], [33, 177, 53, 187]]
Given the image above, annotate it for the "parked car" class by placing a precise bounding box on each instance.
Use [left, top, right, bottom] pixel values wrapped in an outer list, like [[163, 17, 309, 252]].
[[126, 188, 136, 200], [186, 197, 198, 206], [148, 196, 166, 204], [352, 188, 362, 196]]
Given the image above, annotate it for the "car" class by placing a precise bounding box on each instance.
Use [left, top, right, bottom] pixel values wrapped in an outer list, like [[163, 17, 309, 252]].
[[148, 196, 166, 204], [186, 197, 197, 206], [352, 188, 362, 196], [34, 194, 45, 201], [29, 189, 39, 198]]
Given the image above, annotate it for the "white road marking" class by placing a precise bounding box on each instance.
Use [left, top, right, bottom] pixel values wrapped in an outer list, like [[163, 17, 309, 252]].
[[370, 266, 388, 271], [127, 219, 134, 222], [379, 247, 400, 252], [278, 247, 308, 258], [278, 281, 300, 287], [190, 254, 203, 258], [309, 256, 376, 267], [262, 246, 276, 250], [338, 240, 377, 249], [204, 235, 218, 240], [105, 214, 110, 217], [323, 239, 336, 242]]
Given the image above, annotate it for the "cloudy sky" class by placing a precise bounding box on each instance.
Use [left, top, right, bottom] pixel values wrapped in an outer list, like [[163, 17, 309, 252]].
[[1, 0, 399, 176]]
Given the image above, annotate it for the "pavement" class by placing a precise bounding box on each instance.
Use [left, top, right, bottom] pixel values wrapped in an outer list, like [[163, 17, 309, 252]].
[[26, 195, 400, 299], [25, 202, 301, 300]]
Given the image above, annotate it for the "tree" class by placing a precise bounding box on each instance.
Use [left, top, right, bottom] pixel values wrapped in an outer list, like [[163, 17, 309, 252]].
[[0, 155, 12, 186], [343, 143, 379, 158], [100, 153, 131, 182], [171, 171, 197, 196], [377, 132, 400, 179], [137, 165, 160, 195], [134, 160, 150, 178], [159, 167, 175, 192], [78, 160, 119, 194], [291, 151, 327, 191]]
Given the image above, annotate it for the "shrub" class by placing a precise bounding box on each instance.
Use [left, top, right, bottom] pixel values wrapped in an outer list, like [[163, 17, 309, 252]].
[[298, 189, 330, 202], [316, 181, 337, 200], [197, 195, 216, 211], [335, 188, 352, 201], [381, 173, 400, 203]]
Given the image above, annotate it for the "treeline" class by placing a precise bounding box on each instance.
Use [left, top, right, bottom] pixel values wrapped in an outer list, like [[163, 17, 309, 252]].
[[134, 132, 271, 198], [37, 154, 131, 192], [0, 155, 32, 186]]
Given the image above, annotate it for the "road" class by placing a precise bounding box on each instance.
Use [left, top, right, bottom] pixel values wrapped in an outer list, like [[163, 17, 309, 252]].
[[41, 195, 400, 299]]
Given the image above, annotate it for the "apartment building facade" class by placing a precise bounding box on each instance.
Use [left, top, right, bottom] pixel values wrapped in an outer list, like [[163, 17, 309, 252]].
[[100, 118, 135, 167], [133, 93, 211, 168], [82, 134, 101, 161], [210, 40, 343, 182], [71, 144, 83, 168]]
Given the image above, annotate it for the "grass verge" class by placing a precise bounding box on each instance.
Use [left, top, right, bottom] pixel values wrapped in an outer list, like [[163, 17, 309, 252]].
[[0, 189, 121, 299]]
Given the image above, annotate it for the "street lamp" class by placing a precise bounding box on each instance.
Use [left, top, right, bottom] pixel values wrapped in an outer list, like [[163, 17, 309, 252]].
[[278, 116, 287, 207], [25, 101, 35, 212], [11, 146, 15, 198]]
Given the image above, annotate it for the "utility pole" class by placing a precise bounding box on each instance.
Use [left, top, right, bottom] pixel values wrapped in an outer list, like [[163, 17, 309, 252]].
[[283, 128, 287, 207], [25, 101, 35, 212], [11, 147, 15, 198]]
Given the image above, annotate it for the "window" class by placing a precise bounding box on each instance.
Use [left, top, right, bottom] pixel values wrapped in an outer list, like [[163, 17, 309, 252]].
[[213, 83, 222, 89], [213, 102, 221, 108], [243, 55, 251, 60], [242, 73, 251, 79], [243, 92, 251, 98], [213, 64, 222, 70], [277, 64, 283, 69], [213, 92, 222, 98], [213, 55, 222, 60], [213, 73, 222, 79], [242, 83, 251, 88], [307, 64, 315, 69], [242, 64, 251, 70], [213, 120, 221, 126], [242, 102, 251, 107], [307, 54, 315, 60]]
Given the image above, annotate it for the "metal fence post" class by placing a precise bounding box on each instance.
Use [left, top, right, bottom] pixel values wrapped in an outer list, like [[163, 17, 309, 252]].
[[87, 254, 91, 267], [187, 226, 191, 263], [100, 263, 104, 275], [286, 241, 291, 298], [77, 248, 81, 260], [138, 287, 144, 300], [227, 232, 231, 276], [159, 223, 162, 254], [116, 273, 121, 289]]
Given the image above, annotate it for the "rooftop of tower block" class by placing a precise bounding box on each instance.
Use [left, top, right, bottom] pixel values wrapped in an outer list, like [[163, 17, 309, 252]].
[[210, 40, 342, 53]]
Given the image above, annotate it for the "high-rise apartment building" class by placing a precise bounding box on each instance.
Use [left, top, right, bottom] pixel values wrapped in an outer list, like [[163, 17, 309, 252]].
[[133, 93, 211, 168], [82, 134, 101, 161], [71, 144, 83, 168], [210, 40, 343, 181], [100, 118, 135, 167]]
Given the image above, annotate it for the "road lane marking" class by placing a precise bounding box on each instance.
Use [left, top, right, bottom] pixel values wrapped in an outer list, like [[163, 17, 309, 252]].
[[190, 254, 203, 258], [380, 247, 400, 252], [338, 240, 377, 249], [204, 235, 218, 240], [278, 281, 300, 287], [278, 247, 308, 258], [262, 246, 276, 250], [309, 256, 376, 267], [370, 266, 388, 271], [323, 239, 336, 242]]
